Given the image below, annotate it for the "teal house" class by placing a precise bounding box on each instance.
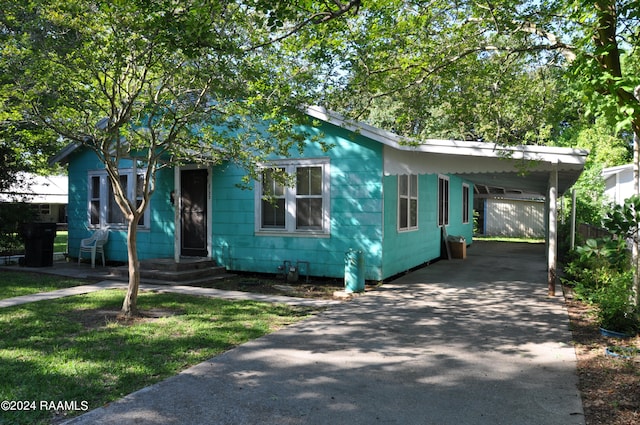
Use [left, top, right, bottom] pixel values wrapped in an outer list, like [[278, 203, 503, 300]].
[[53, 106, 587, 282]]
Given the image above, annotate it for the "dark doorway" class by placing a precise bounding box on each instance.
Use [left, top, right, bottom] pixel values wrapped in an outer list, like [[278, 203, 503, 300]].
[[181, 169, 208, 257]]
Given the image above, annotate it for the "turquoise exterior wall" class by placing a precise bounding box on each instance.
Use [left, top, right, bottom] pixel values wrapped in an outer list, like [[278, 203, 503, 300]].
[[65, 123, 472, 281], [67, 148, 175, 263], [211, 121, 385, 280], [381, 173, 474, 279], [446, 175, 474, 245]]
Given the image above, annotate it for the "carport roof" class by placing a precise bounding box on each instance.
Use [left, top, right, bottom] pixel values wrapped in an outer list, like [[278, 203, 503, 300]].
[[307, 106, 588, 196]]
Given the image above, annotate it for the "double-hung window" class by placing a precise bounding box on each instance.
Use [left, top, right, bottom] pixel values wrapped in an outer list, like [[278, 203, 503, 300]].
[[398, 174, 418, 231], [88, 169, 149, 229], [438, 175, 449, 226], [256, 159, 330, 235]]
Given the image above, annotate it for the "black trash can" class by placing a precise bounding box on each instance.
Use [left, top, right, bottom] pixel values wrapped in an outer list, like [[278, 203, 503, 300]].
[[21, 222, 57, 267]]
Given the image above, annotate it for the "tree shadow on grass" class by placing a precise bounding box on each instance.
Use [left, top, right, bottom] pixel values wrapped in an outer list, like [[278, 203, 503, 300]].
[[0, 291, 314, 424]]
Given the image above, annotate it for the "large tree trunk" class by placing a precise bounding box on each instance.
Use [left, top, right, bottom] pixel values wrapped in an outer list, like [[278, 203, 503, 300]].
[[633, 87, 640, 309], [633, 129, 639, 308], [121, 217, 140, 318]]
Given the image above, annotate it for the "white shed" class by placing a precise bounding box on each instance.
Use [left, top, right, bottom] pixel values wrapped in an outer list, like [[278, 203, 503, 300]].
[[482, 198, 545, 238]]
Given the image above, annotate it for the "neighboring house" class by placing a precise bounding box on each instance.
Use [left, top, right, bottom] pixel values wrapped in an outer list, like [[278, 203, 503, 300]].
[[602, 164, 634, 205], [0, 173, 68, 227], [51, 106, 587, 281]]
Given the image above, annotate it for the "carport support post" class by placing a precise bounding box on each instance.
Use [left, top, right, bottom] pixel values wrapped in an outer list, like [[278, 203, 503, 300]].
[[547, 166, 558, 297], [570, 189, 576, 250]]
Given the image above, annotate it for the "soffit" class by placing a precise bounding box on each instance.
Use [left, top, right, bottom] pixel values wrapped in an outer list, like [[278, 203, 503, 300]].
[[383, 146, 585, 196]]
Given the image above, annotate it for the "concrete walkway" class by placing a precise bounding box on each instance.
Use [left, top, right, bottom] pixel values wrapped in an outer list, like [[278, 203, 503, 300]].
[[0, 265, 340, 308], [43, 241, 584, 425], [0, 280, 129, 308]]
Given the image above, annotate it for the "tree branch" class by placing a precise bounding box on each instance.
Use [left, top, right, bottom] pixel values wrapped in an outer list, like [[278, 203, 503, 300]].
[[516, 21, 576, 62], [248, 0, 361, 51]]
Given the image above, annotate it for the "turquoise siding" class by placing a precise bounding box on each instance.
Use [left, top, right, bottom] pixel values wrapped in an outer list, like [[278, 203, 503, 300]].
[[446, 175, 474, 244], [67, 149, 175, 263], [211, 122, 385, 280], [381, 174, 474, 279], [65, 121, 473, 281]]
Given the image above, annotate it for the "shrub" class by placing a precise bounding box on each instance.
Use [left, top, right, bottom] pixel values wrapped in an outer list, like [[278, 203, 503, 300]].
[[562, 237, 629, 300], [0, 202, 36, 255], [563, 236, 639, 334], [592, 271, 639, 334]]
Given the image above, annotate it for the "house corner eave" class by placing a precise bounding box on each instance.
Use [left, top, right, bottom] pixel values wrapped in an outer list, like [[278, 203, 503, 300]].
[[48, 142, 82, 166]]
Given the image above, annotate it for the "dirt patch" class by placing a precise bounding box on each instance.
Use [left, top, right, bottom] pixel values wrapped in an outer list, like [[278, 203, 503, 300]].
[[194, 273, 361, 299], [68, 307, 183, 331], [564, 287, 640, 425]]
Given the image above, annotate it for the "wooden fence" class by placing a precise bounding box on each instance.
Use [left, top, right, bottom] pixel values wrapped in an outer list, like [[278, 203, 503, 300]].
[[577, 223, 612, 240]]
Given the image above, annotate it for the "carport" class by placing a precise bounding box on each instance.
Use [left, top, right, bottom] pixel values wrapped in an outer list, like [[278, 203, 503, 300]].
[[305, 106, 588, 293], [383, 140, 588, 296]]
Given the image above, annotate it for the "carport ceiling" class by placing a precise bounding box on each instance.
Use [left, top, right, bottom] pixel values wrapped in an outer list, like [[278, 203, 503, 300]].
[[456, 169, 582, 197]]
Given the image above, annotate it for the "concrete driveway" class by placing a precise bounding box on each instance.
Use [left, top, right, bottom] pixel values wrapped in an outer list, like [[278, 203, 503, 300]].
[[64, 241, 584, 425]]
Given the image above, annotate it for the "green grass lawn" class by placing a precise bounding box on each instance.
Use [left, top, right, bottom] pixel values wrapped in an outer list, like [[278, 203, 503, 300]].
[[0, 271, 90, 300], [1, 231, 68, 255], [54, 231, 68, 253], [0, 288, 317, 424]]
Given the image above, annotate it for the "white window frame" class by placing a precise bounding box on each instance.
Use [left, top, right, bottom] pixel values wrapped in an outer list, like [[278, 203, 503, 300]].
[[462, 183, 470, 224], [398, 174, 418, 232], [438, 175, 450, 227], [88, 169, 150, 230], [255, 158, 330, 236]]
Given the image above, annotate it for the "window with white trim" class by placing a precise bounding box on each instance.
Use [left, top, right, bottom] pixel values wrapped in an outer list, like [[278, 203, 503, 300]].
[[462, 184, 470, 224], [438, 175, 449, 226], [88, 169, 149, 229], [398, 174, 418, 231], [256, 159, 330, 234]]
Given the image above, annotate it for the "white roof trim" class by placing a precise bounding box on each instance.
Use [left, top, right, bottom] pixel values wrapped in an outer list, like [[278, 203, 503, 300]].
[[305, 105, 588, 166], [602, 163, 633, 178], [50, 106, 588, 196], [306, 105, 588, 196]]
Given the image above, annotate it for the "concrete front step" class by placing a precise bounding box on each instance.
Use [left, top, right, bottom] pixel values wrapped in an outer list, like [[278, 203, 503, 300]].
[[107, 258, 229, 285], [123, 273, 235, 287], [139, 257, 218, 272]]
